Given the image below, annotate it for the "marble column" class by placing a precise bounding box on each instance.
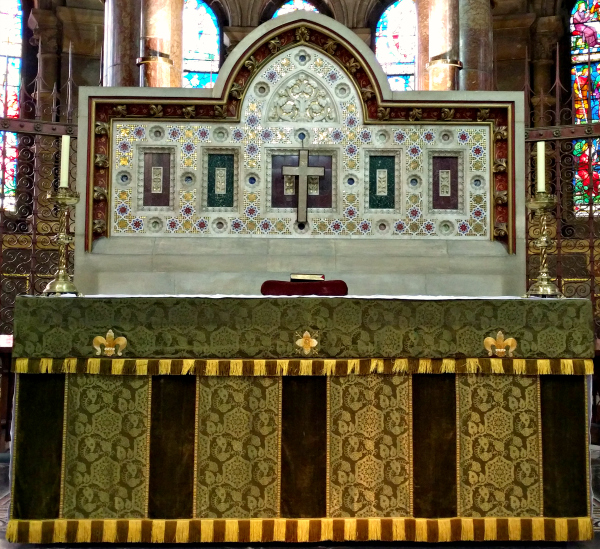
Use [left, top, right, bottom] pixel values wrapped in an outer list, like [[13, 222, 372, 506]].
[[170, 0, 184, 87], [102, 0, 141, 86], [415, 0, 430, 90], [459, 0, 494, 90], [427, 0, 460, 90], [139, 0, 175, 87]]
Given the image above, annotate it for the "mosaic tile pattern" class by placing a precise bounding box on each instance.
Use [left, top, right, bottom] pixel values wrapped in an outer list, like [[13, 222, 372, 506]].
[[109, 47, 491, 239]]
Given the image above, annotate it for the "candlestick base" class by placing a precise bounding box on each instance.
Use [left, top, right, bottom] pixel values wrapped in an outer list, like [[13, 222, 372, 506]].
[[42, 187, 82, 297], [42, 270, 82, 296]]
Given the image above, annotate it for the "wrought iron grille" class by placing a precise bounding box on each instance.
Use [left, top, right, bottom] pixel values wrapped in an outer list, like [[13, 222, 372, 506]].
[[525, 47, 600, 340], [0, 64, 76, 335]]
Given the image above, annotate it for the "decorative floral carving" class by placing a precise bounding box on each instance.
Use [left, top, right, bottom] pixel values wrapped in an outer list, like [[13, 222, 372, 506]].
[[93, 219, 107, 235], [494, 125, 508, 141], [94, 154, 109, 168], [268, 76, 336, 123], [361, 86, 375, 100], [182, 105, 196, 119], [113, 105, 127, 117], [268, 37, 282, 54], [323, 38, 338, 55], [493, 158, 507, 173], [244, 55, 258, 74], [229, 82, 244, 99], [441, 108, 455, 120], [93, 186, 108, 201], [409, 108, 422, 121], [95, 121, 110, 136], [149, 104, 163, 117], [377, 106, 390, 121], [346, 57, 360, 74], [214, 105, 227, 118], [477, 108, 490, 122], [296, 26, 310, 42]]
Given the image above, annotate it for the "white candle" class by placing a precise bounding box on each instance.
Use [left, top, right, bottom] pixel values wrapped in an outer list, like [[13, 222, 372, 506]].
[[536, 140, 546, 193], [59, 135, 70, 188]]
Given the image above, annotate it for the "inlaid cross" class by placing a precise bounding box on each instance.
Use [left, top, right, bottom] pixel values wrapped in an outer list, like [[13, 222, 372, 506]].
[[282, 149, 325, 224]]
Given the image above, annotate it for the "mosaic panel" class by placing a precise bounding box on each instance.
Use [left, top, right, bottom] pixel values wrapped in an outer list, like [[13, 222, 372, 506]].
[[109, 47, 491, 239]]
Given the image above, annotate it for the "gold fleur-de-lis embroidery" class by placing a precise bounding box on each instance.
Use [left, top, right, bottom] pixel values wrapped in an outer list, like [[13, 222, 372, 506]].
[[93, 329, 127, 356], [296, 331, 318, 355], [484, 331, 517, 357]]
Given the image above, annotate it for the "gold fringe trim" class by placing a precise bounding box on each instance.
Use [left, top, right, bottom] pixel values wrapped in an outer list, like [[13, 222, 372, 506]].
[[12, 357, 594, 375], [5, 517, 594, 543]]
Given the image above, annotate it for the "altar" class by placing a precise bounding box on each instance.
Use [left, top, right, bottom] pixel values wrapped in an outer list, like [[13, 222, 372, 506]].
[[6, 8, 593, 545], [6, 294, 595, 543]]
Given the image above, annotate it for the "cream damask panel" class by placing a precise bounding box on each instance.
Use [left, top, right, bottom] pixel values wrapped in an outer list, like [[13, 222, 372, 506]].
[[196, 377, 280, 518], [457, 375, 542, 517], [328, 375, 411, 517], [62, 375, 151, 519], [110, 45, 491, 239]]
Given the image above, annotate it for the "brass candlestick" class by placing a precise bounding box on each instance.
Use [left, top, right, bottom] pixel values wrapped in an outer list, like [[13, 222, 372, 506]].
[[42, 187, 82, 296], [525, 191, 563, 298]]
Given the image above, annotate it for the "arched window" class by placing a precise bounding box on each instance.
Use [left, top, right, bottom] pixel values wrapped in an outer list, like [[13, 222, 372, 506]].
[[272, 0, 319, 18], [0, 0, 21, 210], [571, 1, 600, 215], [375, 0, 417, 91], [182, 0, 220, 88]]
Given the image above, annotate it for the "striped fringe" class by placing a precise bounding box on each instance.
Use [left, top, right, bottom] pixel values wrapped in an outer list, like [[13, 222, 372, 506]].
[[12, 357, 594, 376], [5, 517, 593, 543]]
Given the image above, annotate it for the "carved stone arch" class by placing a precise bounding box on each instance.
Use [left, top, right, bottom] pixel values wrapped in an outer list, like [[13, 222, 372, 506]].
[[206, 0, 236, 26], [264, 69, 342, 124], [257, 0, 335, 24], [215, 11, 392, 120]]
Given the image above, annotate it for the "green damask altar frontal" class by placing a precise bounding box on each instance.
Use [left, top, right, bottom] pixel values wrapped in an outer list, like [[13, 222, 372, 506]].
[[7, 296, 595, 543]]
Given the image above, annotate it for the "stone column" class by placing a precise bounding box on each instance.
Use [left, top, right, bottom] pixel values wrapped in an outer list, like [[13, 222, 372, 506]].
[[102, 0, 141, 86], [415, 0, 430, 90], [28, 9, 60, 119], [170, 0, 184, 87], [459, 0, 494, 90], [139, 0, 175, 87], [427, 0, 460, 90]]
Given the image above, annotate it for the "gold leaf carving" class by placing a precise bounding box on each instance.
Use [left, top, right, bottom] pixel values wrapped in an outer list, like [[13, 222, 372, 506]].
[[346, 57, 360, 74], [268, 37, 282, 54], [493, 158, 507, 173], [361, 86, 374, 101], [214, 105, 227, 118], [149, 104, 163, 117], [494, 125, 508, 141], [94, 121, 109, 136], [92, 329, 127, 356], [296, 26, 310, 42], [494, 223, 508, 238], [441, 108, 455, 120], [182, 105, 195, 119], [377, 107, 390, 121], [229, 82, 244, 99], [477, 108, 490, 121], [323, 38, 338, 55], [93, 219, 107, 235], [94, 154, 109, 168], [244, 55, 258, 74], [494, 190, 508, 205], [113, 105, 127, 117], [93, 186, 107, 201], [409, 108, 422, 121]]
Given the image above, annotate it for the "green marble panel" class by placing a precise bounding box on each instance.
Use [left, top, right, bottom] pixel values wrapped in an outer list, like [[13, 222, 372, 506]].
[[368, 156, 395, 210], [207, 153, 234, 208]]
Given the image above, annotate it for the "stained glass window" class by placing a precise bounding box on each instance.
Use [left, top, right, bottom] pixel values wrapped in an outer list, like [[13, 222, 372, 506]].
[[272, 0, 319, 18], [570, 1, 600, 215], [182, 0, 220, 88], [375, 0, 416, 91], [0, 0, 21, 211]]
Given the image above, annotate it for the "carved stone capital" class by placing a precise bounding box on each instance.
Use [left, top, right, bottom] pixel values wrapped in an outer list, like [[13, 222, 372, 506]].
[[27, 9, 59, 53]]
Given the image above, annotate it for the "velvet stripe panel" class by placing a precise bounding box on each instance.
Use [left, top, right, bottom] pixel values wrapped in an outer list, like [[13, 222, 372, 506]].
[[9, 372, 593, 543]]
